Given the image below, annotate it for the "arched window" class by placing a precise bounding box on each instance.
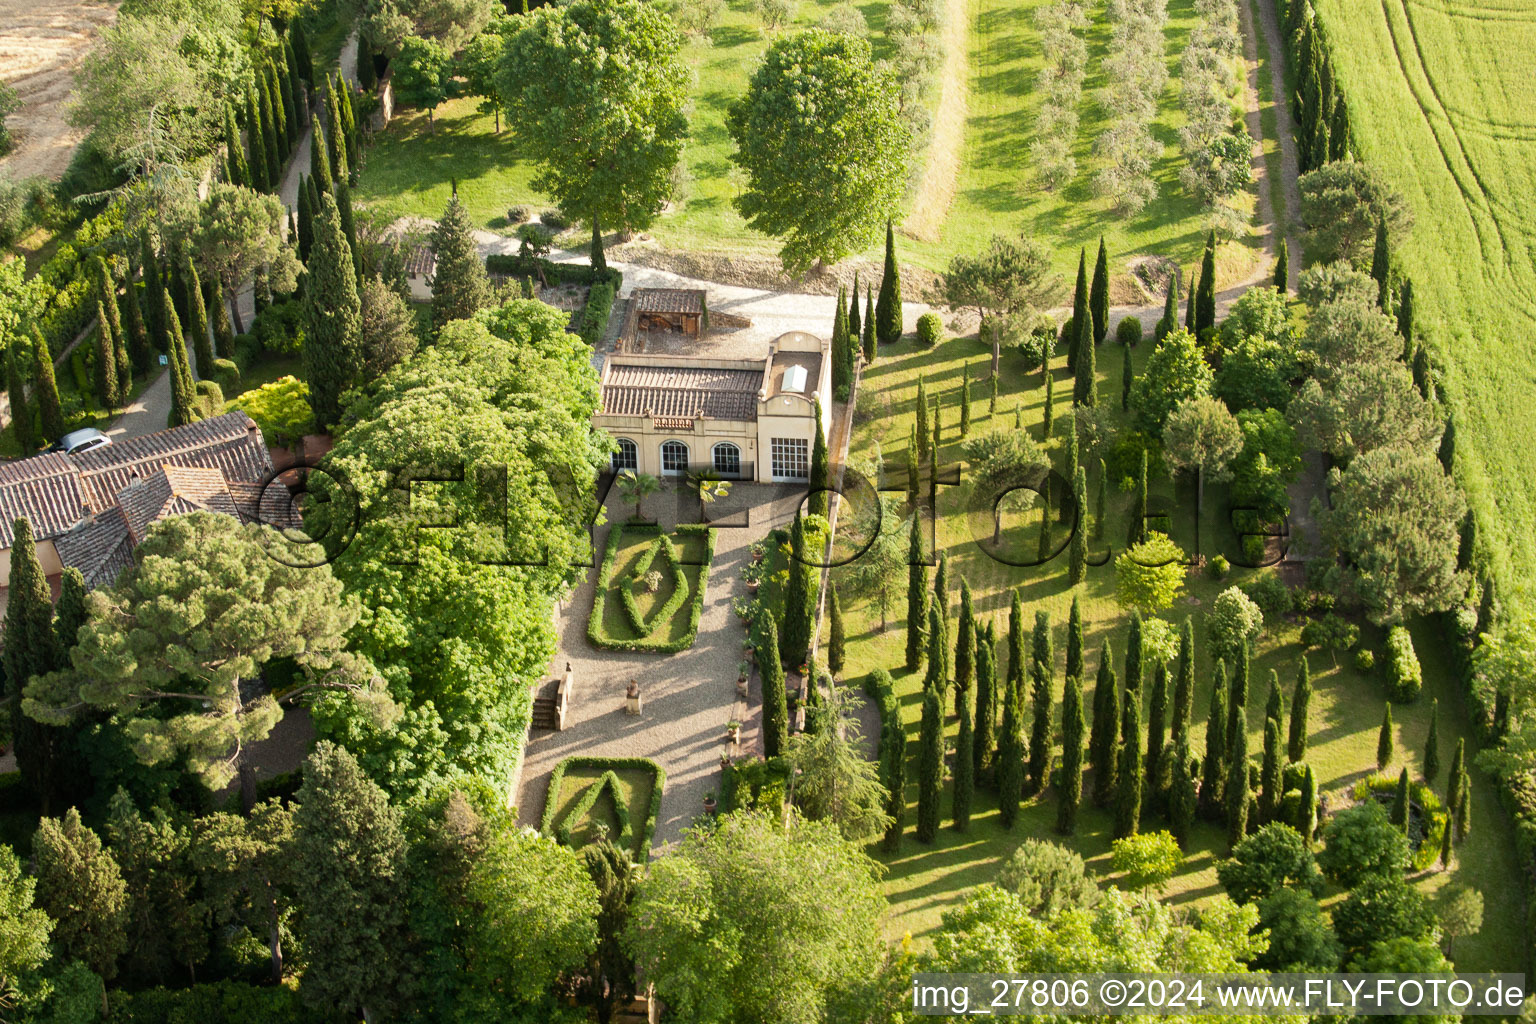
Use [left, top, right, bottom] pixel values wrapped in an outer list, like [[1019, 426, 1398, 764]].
[[611, 438, 638, 472], [712, 441, 742, 478], [660, 440, 690, 476]]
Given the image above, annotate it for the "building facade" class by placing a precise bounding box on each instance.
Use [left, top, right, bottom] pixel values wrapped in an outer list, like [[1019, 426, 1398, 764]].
[[593, 331, 833, 484]]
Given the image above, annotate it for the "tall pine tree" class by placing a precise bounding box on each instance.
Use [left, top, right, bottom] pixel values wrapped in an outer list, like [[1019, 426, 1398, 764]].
[[429, 191, 491, 331], [875, 221, 902, 347], [1089, 236, 1109, 345], [1057, 672, 1084, 834], [905, 515, 928, 672], [1067, 249, 1088, 373], [302, 191, 363, 428], [31, 330, 64, 442]]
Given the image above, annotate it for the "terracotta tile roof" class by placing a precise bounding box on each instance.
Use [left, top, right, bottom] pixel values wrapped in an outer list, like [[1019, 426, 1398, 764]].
[[601, 364, 762, 421], [116, 466, 238, 543], [72, 412, 271, 511], [633, 288, 705, 315], [227, 481, 305, 532], [53, 508, 135, 590]]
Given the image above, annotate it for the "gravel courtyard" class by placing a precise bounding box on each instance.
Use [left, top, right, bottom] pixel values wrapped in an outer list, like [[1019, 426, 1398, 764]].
[[514, 482, 805, 848]]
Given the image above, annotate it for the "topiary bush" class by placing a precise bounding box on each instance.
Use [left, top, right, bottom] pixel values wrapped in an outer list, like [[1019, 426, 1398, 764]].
[[916, 311, 944, 347], [1242, 570, 1294, 615], [1116, 315, 1143, 347], [1384, 625, 1422, 702], [1354, 647, 1376, 673], [539, 208, 571, 231], [194, 380, 224, 420], [1206, 554, 1230, 579], [212, 358, 241, 396]]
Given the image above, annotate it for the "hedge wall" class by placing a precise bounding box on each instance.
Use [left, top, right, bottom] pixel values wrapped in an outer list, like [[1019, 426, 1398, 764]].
[[579, 281, 616, 344], [588, 522, 716, 653], [539, 755, 665, 861], [484, 253, 622, 293]]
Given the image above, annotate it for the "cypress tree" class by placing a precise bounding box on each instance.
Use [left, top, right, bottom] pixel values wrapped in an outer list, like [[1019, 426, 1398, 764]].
[[904, 425, 919, 505], [1128, 449, 1148, 547], [1124, 611, 1144, 699], [163, 294, 197, 427], [1225, 705, 1249, 848], [959, 364, 972, 437], [92, 303, 118, 410], [1066, 595, 1084, 681], [95, 258, 127, 382], [111, 313, 131, 406], [1439, 805, 1454, 868], [1424, 698, 1440, 783], [1390, 766, 1410, 831], [311, 118, 333, 194], [1058, 673, 1085, 834], [276, 56, 298, 148], [1027, 614, 1052, 794], [1147, 661, 1168, 776], [266, 60, 288, 156], [1397, 279, 1415, 354], [1371, 217, 1390, 310], [1090, 236, 1109, 345], [831, 284, 851, 400], [1069, 466, 1088, 584], [1198, 662, 1228, 819], [905, 515, 927, 672], [285, 38, 306, 127], [974, 624, 997, 777], [953, 681, 974, 831], [997, 636, 1024, 829], [1265, 669, 1284, 730], [326, 79, 348, 184], [339, 82, 360, 182], [142, 234, 167, 352], [808, 414, 829, 519], [1120, 343, 1132, 411], [1090, 643, 1120, 807], [1412, 345, 1434, 401], [184, 256, 214, 379], [760, 617, 788, 757], [955, 578, 975, 693], [4, 518, 66, 805], [780, 513, 816, 669], [875, 221, 902, 347], [257, 70, 281, 185], [292, 21, 315, 85], [1298, 763, 1318, 844], [848, 274, 861, 339], [1094, 458, 1106, 540], [1170, 740, 1196, 847], [1072, 307, 1095, 406], [1455, 771, 1470, 841], [862, 287, 877, 363], [6, 344, 33, 452], [1015, 405, 1023, 432], [1185, 255, 1198, 329], [1227, 644, 1250, 766], [1260, 717, 1282, 822], [881, 707, 906, 852], [168, 244, 190, 327], [1034, 498, 1051, 564], [1042, 353, 1055, 438], [1274, 237, 1289, 291], [335, 177, 361, 283], [119, 266, 150, 375], [1157, 267, 1178, 341], [303, 191, 363, 428], [915, 377, 930, 466], [827, 583, 845, 676], [930, 400, 942, 506], [31, 331, 63, 442], [917, 616, 945, 842], [1068, 249, 1087, 372], [1114, 698, 1143, 838], [1064, 417, 1079, 506], [244, 86, 268, 192], [223, 102, 248, 187], [1173, 617, 1195, 749], [1289, 657, 1311, 763], [1446, 737, 1465, 811], [1377, 702, 1393, 771], [429, 191, 492, 332], [209, 277, 234, 360], [1196, 232, 1217, 337]]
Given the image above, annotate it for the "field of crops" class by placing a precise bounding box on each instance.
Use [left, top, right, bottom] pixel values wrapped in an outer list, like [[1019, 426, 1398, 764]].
[[1308, 0, 1536, 596]]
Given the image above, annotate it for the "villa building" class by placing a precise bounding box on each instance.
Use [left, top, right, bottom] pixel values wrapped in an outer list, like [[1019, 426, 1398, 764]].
[[594, 330, 833, 484]]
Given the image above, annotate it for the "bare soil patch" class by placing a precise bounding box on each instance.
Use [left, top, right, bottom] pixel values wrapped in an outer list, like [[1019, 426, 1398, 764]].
[[608, 238, 945, 300], [0, 0, 118, 182]]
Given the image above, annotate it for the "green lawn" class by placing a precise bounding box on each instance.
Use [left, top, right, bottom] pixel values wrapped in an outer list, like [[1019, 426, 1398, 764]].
[[831, 329, 1523, 973], [356, 0, 1265, 283], [1307, 0, 1536, 597]]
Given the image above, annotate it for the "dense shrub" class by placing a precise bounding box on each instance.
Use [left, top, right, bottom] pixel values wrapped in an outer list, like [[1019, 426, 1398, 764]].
[[232, 334, 263, 371], [916, 311, 944, 347], [997, 839, 1101, 918], [108, 980, 309, 1023], [1116, 315, 1143, 347], [211, 358, 241, 395], [1354, 647, 1376, 673], [1242, 571, 1294, 615], [580, 282, 616, 344], [1206, 554, 1229, 579], [540, 209, 571, 230], [1316, 801, 1411, 888], [251, 299, 303, 355], [1384, 625, 1422, 702]]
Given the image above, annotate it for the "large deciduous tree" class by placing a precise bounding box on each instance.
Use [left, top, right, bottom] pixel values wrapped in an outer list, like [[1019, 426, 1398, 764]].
[[192, 184, 299, 335], [498, 0, 689, 242], [943, 234, 1062, 374], [1128, 328, 1213, 436], [1163, 395, 1242, 514], [26, 514, 392, 795], [727, 30, 912, 272], [625, 812, 885, 1024]]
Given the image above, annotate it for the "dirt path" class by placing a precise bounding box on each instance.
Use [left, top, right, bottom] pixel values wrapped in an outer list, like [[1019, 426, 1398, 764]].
[[905, 0, 970, 242], [1247, 0, 1304, 293], [0, 0, 118, 181]]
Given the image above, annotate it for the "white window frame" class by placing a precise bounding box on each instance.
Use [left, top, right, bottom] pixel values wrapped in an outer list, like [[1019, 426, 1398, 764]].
[[660, 440, 690, 476], [711, 441, 742, 478], [770, 437, 809, 482]]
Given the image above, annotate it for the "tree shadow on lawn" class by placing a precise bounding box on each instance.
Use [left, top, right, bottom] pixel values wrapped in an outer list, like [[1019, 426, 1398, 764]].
[[705, 25, 760, 49]]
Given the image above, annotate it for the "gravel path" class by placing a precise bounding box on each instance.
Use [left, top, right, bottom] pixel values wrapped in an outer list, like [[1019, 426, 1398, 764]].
[[514, 483, 805, 850]]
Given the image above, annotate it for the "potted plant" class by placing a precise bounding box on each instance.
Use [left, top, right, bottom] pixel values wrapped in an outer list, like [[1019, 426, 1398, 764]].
[[726, 720, 741, 743], [703, 791, 718, 814], [751, 539, 766, 563], [736, 661, 750, 696], [744, 639, 756, 663]]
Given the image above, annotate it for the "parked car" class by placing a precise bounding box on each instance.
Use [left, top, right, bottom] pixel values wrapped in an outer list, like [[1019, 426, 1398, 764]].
[[49, 428, 112, 456]]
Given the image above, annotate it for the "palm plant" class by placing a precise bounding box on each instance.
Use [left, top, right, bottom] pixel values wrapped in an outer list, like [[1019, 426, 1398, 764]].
[[615, 469, 660, 520]]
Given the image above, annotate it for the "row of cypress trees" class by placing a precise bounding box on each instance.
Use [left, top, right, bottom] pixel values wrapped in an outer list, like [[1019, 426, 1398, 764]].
[[829, 223, 904, 399], [1282, 0, 1352, 172]]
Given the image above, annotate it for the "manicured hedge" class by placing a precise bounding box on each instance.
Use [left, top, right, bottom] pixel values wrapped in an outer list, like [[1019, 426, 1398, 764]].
[[1384, 625, 1422, 703], [617, 533, 687, 635], [579, 281, 616, 344], [553, 770, 633, 849], [1352, 772, 1449, 872], [588, 522, 717, 653], [539, 756, 665, 861], [484, 253, 622, 293]]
